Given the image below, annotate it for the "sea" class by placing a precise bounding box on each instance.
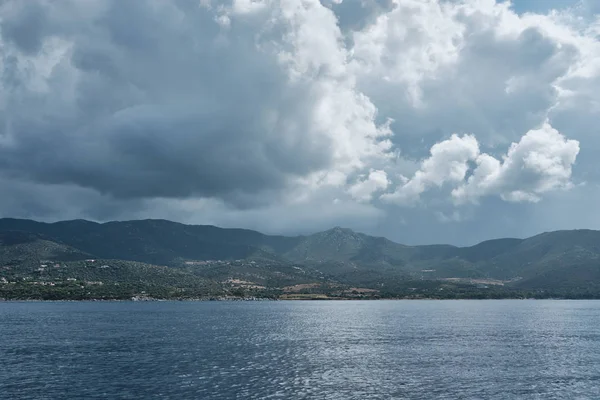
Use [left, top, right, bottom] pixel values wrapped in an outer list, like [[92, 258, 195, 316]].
[[1, 300, 599, 399]]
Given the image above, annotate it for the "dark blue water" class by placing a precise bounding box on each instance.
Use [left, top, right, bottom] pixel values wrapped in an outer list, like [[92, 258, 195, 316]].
[[1, 300, 600, 399]]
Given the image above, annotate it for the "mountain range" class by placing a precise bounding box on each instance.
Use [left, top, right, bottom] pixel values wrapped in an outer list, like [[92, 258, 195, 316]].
[[1, 218, 600, 299]]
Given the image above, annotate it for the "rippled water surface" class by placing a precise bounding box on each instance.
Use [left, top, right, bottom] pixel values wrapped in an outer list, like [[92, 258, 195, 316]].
[[1, 300, 600, 399]]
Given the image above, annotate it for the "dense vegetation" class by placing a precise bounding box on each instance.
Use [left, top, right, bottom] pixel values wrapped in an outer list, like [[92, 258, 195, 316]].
[[1, 218, 599, 300]]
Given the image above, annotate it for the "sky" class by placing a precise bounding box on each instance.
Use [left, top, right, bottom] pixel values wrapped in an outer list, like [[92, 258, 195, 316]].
[[0, 0, 599, 246]]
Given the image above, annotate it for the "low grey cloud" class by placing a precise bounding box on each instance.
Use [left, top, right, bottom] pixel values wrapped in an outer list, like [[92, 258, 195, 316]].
[[0, 0, 341, 207]]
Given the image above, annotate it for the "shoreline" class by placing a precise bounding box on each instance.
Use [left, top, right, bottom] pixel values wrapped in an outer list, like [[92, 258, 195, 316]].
[[0, 297, 595, 302]]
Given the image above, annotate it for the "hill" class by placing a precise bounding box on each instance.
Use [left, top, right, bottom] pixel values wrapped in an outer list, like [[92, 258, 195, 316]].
[[0, 231, 90, 265], [0, 218, 299, 265], [1, 218, 600, 299]]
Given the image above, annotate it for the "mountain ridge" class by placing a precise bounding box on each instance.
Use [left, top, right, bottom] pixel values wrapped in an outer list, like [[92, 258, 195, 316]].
[[0, 217, 525, 248], [1, 218, 600, 299]]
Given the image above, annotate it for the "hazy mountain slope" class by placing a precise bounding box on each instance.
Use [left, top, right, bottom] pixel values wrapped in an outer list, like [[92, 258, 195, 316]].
[[283, 227, 412, 264], [283, 227, 366, 262], [0, 218, 299, 265], [477, 230, 600, 279], [0, 231, 90, 266], [456, 238, 524, 263], [511, 262, 600, 294]]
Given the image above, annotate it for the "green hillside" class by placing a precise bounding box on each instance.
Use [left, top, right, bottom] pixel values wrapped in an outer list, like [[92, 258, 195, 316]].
[[1, 218, 600, 299]]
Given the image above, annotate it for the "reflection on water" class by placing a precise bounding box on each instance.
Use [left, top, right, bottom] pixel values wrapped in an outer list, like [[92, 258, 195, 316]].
[[1, 300, 600, 399]]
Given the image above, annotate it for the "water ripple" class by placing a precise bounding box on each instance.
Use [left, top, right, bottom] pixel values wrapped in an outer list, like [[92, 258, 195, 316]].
[[1, 300, 600, 399]]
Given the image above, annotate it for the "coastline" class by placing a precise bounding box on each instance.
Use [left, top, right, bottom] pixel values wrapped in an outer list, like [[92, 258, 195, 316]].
[[0, 296, 592, 302]]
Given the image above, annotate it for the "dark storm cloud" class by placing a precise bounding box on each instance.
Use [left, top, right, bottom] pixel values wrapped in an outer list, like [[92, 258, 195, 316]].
[[0, 0, 48, 54], [322, 0, 394, 32], [0, 0, 332, 205], [1, 104, 329, 202]]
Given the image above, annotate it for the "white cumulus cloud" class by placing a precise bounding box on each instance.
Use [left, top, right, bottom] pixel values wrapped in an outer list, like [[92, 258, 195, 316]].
[[348, 169, 389, 202], [381, 134, 479, 205], [383, 122, 579, 206], [452, 123, 580, 204]]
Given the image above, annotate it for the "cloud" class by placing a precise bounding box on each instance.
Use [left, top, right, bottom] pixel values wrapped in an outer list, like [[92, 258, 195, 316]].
[[383, 122, 579, 206], [381, 134, 480, 205], [0, 0, 391, 207], [0, 0, 48, 55], [435, 210, 463, 223], [452, 123, 580, 203], [0, 0, 599, 244], [349, 0, 585, 160], [348, 169, 389, 202]]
